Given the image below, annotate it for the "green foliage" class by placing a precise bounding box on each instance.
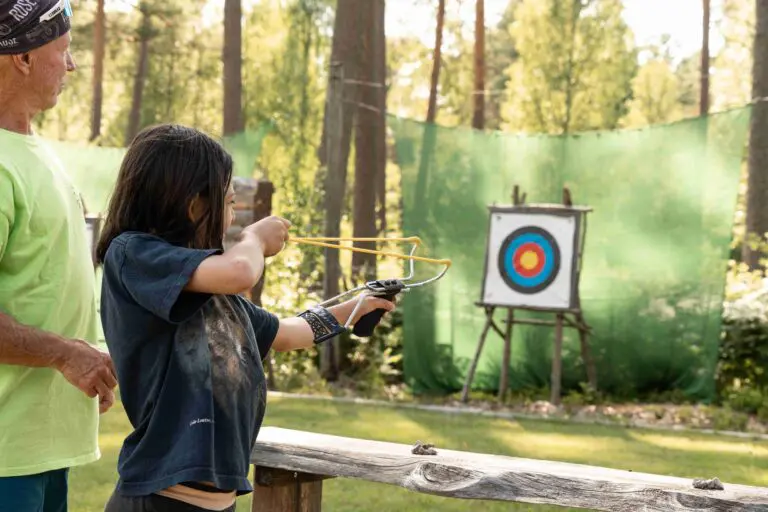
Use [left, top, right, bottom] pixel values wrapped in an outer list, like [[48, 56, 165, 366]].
[[501, 0, 638, 134], [622, 59, 683, 128], [715, 259, 768, 418], [712, 0, 755, 110]]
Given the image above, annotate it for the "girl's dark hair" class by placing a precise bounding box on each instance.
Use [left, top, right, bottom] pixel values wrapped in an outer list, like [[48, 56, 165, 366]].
[[95, 124, 233, 263]]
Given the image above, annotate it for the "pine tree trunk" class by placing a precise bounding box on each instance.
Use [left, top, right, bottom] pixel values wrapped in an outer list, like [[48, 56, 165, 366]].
[[89, 0, 105, 142], [375, 0, 388, 234], [318, 0, 365, 380], [352, 0, 383, 282], [414, 0, 445, 202], [700, 0, 710, 115], [743, 0, 768, 269], [427, 0, 445, 124], [472, 0, 485, 130], [223, 0, 243, 135], [125, 6, 151, 146]]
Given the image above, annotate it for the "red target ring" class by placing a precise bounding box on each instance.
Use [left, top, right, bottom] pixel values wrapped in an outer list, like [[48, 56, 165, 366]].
[[513, 242, 545, 278]]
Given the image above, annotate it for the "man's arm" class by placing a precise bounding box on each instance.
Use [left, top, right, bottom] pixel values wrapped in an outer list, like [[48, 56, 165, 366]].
[[272, 296, 396, 352], [0, 312, 117, 409], [0, 311, 74, 368]]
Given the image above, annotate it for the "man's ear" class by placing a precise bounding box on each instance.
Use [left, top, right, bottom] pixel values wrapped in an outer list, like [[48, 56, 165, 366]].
[[10, 52, 32, 76]]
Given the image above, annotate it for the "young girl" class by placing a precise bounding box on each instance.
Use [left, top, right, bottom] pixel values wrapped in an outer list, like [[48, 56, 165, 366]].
[[96, 124, 394, 512]]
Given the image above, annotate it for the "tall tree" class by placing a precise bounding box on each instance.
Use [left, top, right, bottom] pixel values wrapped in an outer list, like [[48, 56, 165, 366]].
[[743, 0, 768, 269], [427, 0, 446, 125], [501, 0, 637, 134], [472, 0, 485, 129], [374, 0, 388, 233], [223, 0, 243, 135], [318, 0, 366, 380], [712, 0, 755, 109], [485, 2, 519, 129], [90, 0, 105, 142], [125, 3, 153, 146], [352, 0, 385, 282], [622, 58, 682, 128], [701, 0, 711, 115], [414, 0, 446, 202]]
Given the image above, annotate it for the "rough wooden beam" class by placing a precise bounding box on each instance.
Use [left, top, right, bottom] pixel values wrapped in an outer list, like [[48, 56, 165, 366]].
[[251, 428, 768, 511]]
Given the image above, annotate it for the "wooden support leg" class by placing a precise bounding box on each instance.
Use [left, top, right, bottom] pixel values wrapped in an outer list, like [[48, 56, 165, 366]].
[[575, 312, 597, 392], [462, 307, 495, 403], [550, 313, 564, 406], [252, 467, 327, 512], [498, 308, 514, 402]]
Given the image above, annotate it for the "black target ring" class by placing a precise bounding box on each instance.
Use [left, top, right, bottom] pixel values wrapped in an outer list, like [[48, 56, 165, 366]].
[[497, 226, 561, 294]]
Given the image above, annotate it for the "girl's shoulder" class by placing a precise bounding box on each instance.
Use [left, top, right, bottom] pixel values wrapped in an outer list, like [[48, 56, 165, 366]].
[[103, 231, 172, 261]]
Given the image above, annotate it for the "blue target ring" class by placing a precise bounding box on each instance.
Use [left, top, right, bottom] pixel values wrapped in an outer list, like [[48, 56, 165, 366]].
[[497, 226, 561, 294]]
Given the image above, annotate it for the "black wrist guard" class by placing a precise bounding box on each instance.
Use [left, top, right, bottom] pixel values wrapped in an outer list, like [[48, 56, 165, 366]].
[[298, 306, 346, 344]]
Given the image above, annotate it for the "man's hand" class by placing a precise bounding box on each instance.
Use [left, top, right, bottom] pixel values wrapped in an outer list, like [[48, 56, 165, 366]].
[[99, 388, 115, 414], [55, 339, 118, 403], [243, 215, 291, 257]]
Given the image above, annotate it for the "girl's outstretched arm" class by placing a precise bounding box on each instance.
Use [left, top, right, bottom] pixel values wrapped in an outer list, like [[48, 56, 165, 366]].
[[272, 296, 395, 352], [185, 216, 291, 295]]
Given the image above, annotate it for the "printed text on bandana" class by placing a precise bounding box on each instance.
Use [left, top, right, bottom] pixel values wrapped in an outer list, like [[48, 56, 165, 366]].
[[9, 0, 38, 23]]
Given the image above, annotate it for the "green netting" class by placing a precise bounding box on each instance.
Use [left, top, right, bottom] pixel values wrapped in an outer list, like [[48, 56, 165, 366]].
[[390, 107, 752, 401], [47, 125, 273, 215]]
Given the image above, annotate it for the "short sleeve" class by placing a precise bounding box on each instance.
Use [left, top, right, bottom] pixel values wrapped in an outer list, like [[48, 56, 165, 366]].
[[237, 297, 279, 359], [0, 169, 14, 262], [119, 234, 221, 323]]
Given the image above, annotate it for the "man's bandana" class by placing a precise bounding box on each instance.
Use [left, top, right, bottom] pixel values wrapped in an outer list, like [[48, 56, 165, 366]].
[[0, 0, 72, 55]]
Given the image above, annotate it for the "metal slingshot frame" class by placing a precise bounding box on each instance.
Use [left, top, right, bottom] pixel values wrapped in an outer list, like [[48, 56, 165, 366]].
[[289, 236, 451, 335]]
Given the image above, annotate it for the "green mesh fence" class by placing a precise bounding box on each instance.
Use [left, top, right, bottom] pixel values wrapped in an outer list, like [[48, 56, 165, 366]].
[[389, 107, 752, 401], [48, 125, 272, 215]]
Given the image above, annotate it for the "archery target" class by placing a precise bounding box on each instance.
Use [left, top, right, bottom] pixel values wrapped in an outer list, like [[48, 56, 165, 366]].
[[482, 209, 579, 310]]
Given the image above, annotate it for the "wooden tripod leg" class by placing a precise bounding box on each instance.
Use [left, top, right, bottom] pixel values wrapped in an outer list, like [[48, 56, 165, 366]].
[[498, 308, 514, 402], [550, 313, 564, 406], [576, 312, 597, 392], [462, 307, 494, 403]]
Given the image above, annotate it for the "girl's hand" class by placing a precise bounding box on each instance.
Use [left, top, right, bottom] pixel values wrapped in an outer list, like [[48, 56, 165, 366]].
[[244, 215, 291, 257], [345, 295, 397, 326]]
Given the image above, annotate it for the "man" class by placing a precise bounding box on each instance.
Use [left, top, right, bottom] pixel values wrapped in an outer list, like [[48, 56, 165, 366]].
[[0, 0, 118, 510]]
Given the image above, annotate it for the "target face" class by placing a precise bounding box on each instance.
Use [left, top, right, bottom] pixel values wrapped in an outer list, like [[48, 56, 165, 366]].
[[481, 207, 581, 310], [498, 227, 561, 294]]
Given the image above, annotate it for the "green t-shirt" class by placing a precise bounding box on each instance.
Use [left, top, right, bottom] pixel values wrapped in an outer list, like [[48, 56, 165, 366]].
[[0, 128, 101, 477]]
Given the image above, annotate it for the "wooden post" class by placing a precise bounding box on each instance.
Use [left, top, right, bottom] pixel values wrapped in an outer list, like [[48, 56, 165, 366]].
[[252, 467, 326, 512], [250, 179, 275, 307], [85, 214, 101, 268], [498, 308, 513, 402], [251, 179, 276, 390], [550, 313, 564, 406], [576, 312, 597, 392], [461, 306, 495, 403], [225, 177, 277, 389], [320, 62, 345, 380]]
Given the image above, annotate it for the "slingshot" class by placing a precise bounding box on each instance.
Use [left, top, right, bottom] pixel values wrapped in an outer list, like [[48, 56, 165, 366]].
[[289, 236, 451, 337]]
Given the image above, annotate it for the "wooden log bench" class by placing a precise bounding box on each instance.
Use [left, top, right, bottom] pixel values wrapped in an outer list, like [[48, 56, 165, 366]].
[[250, 427, 768, 512]]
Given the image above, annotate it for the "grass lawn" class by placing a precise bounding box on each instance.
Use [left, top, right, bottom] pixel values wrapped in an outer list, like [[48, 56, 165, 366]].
[[69, 396, 768, 512]]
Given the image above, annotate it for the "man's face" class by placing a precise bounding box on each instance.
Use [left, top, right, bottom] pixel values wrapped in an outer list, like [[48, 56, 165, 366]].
[[26, 31, 76, 110]]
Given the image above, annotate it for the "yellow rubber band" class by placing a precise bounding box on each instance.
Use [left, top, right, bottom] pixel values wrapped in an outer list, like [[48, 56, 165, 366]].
[[289, 238, 451, 267], [291, 236, 422, 245]]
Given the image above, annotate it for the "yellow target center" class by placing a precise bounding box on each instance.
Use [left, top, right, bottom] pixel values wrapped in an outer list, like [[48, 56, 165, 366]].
[[520, 250, 539, 270]]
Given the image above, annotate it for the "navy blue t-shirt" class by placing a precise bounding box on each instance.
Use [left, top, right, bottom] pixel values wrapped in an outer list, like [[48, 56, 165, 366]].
[[100, 232, 279, 496]]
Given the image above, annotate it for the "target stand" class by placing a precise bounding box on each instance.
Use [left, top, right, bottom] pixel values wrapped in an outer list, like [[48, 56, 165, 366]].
[[461, 189, 597, 406]]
